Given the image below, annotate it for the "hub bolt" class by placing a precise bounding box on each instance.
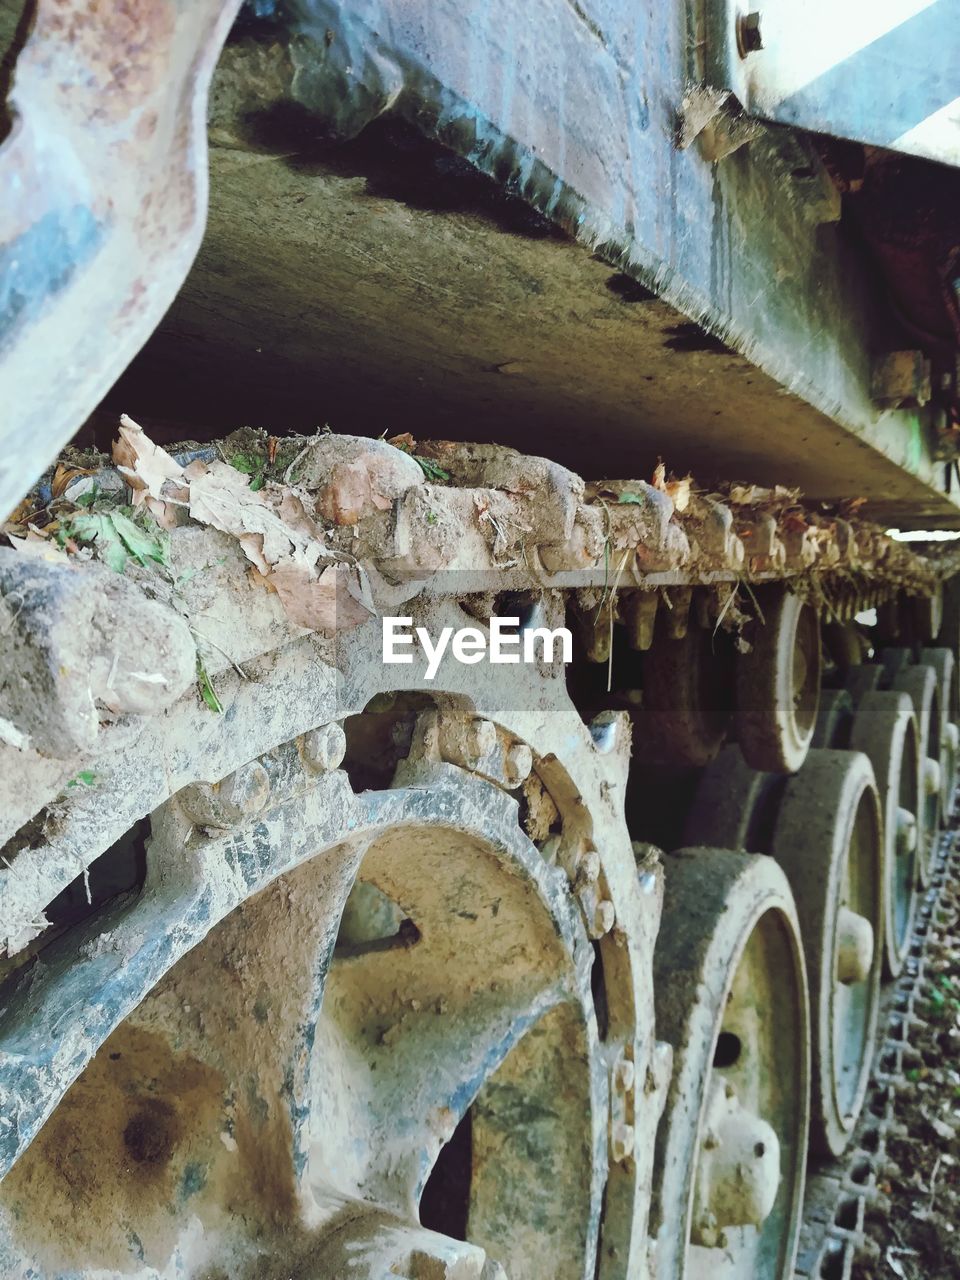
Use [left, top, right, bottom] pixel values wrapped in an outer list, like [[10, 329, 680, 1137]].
[[896, 807, 917, 855], [924, 756, 942, 797], [592, 899, 616, 938], [303, 721, 347, 773], [465, 717, 497, 765], [223, 761, 271, 816], [611, 1121, 635, 1162], [836, 906, 874, 985], [615, 1057, 636, 1092], [505, 742, 533, 786]]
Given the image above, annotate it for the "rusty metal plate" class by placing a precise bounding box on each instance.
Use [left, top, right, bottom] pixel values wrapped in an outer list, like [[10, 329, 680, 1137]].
[[0, 0, 242, 522]]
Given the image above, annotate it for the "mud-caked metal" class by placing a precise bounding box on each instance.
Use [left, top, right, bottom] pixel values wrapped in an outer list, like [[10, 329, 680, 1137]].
[[651, 849, 809, 1279], [771, 751, 883, 1157], [848, 691, 921, 978]]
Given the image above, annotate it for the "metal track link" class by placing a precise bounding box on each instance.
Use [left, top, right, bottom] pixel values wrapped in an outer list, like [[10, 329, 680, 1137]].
[[795, 809, 960, 1280]]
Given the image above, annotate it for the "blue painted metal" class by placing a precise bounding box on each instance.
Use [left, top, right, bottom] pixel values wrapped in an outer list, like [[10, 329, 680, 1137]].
[[773, 3, 960, 148], [0, 0, 243, 525], [708, 0, 960, 166], [0, 206, 101, 350]]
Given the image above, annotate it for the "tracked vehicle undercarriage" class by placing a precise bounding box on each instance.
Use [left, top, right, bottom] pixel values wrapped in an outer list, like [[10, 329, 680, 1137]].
[[4, 0, 960, 1277], [0, 424, 958, 1279]]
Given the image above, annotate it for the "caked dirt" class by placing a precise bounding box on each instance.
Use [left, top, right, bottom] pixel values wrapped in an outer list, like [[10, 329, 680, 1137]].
[[855, 871, 960, 1280]]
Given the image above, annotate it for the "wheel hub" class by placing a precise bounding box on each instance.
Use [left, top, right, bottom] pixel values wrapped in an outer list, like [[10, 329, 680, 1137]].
[[896, 806, 918, 855], [835, 906, 874, 985], [691, 1078, 781, 1247]]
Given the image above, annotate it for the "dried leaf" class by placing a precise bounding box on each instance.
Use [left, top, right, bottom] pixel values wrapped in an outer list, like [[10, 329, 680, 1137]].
[[665, 475, 692, 512], [387, 432, 417, 453], [189, 462, 371, 634], [238, 532, 272, 576], [113, 414, 187, 524], [729, 484, 766, 505], [652, 461, 666, 491], [114, 414, 185, 494], [52, 462, 96, 498], [318, 459, 392, 525], [190, 463, 323, 572], [269, 563, 373, 635], [6, 530, 70, 564], [3, 497, 34, 529], [278, 491, 325, 538]]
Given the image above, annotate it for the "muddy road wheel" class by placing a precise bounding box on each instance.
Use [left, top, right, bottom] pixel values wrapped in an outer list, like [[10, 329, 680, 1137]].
[[891, 663, 941, 885], [681, 744, 785, 853], [844, 663, 884, 707], [917, 648, 958, 815], [651, 849, 809, 1280], [736, 586, 821, 774], [637, 624, 734, 767], [821, 623, 866, 677], [771, 750, 882, 1157], [849, 692, 920, 978], [811, 689, 854, 750]]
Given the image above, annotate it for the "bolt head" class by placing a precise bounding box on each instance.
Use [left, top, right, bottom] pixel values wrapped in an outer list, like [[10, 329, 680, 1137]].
[[737, 10, 763, 55], [593, 899, 616, 938], [466, 717, 497, 762], [615, 1058, 636, 1092], [223, 761, 271, 816], [611, 1121, 635, 1162], [836, 905, 875, 985], [505, 741, 533, 786], [589, 716, 619, 753], [175, 761, 271, 827], [575, 849, 601, 886], [896, 807, 918, 855], [303, 721, 347, 773], [924, 756, 942, 796], [638, 869, 658, 896]]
